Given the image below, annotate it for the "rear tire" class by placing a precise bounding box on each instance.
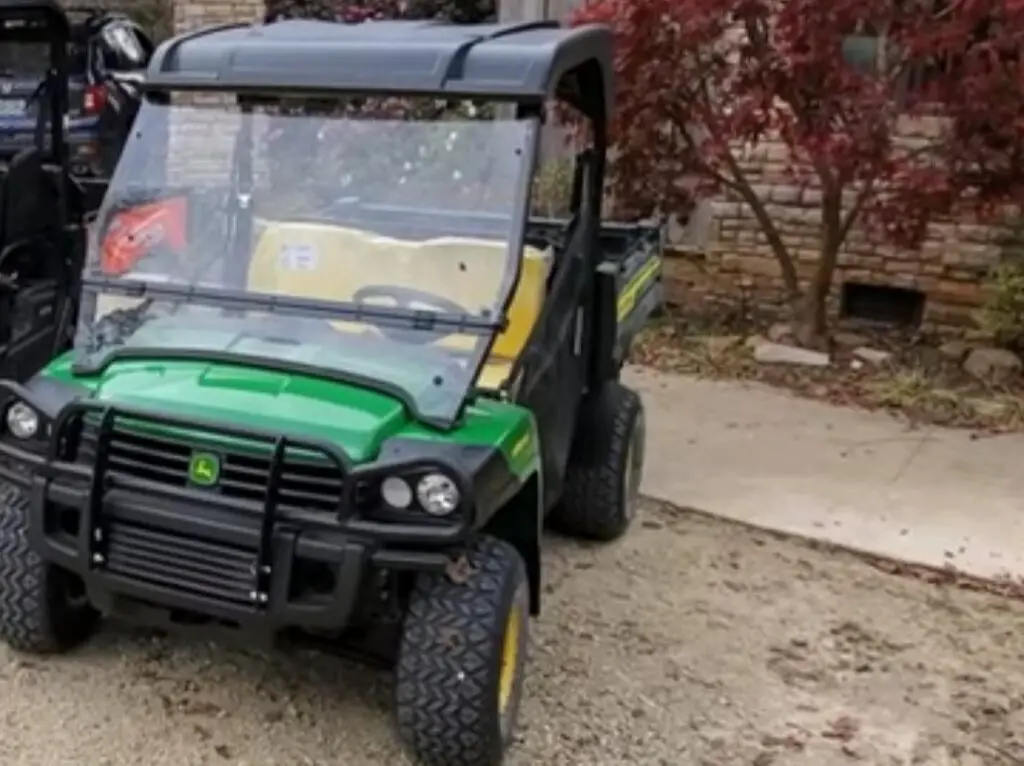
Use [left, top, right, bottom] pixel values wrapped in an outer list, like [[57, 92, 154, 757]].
[[551, 381, 645, 541], [395, 536, 529, 766], [0, 482, 99, 654]]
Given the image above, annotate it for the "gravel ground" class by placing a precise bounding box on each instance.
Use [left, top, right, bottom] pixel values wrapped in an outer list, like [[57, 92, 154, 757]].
[[1, 502, 1022, 766]]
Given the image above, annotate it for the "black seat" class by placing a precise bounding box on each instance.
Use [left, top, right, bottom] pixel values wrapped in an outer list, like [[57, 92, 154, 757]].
[[0, 148, 69, 382], [67, 175, 107, 221], [0, 165, 6, 244], [2, 147, 53, 251]]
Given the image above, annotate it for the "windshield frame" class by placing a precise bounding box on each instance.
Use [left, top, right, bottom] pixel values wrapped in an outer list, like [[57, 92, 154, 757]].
[[75, 92, 543, 430]]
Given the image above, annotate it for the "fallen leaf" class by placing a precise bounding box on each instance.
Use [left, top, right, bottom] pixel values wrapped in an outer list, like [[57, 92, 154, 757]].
[[178, 699, 223, 717], [822, 716, 860, 742]]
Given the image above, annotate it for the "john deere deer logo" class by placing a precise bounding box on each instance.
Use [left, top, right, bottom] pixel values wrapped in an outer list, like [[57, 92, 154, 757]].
[[188, 452, 220, 487]]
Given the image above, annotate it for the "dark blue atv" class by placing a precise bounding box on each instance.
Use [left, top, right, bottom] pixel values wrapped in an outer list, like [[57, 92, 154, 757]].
[[0, 5, 151, 178]]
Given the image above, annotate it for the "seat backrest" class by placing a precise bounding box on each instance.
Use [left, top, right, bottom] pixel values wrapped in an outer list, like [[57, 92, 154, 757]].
[[246, 223, 552, 362], [3, 148, 52, 246], [489, 249, 550, 361], [0, 167, 7, 243]]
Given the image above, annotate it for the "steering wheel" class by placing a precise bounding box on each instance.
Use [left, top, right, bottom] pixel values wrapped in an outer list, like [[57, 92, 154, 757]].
[[352, 285, 472, 344]]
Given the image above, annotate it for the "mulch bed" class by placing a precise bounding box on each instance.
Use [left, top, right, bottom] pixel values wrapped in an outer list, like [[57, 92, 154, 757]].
[[631, 308, 1024, 433]]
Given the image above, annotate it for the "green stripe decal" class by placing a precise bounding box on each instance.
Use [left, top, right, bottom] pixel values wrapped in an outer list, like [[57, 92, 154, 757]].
[[617, 255, 662, 322]]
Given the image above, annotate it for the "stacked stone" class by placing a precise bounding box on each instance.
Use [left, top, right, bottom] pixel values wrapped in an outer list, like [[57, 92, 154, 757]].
[[679, 120, 1005, 334]]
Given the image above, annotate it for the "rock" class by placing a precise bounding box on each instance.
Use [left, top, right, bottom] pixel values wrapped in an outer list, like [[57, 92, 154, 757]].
[[965, 397, 1010, 418], [704, 335, 743, 357], [962, 347, 1022, 384], [963, 328, 996, 344], [753, 341, 830, 367], [852, 346, 893, 365], [938, 339, 971, 363], [745, 334, 769, 350], [766, 322, 792, 343], [833, 331, 871, 348]]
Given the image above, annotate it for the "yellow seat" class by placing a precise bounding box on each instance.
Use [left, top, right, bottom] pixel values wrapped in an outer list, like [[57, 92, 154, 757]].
[[475, 359, 515, 391], [245, 222, 551, 388]]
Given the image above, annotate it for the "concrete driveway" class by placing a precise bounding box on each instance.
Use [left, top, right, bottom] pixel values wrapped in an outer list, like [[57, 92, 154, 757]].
[[626, 365, 1024, 582]]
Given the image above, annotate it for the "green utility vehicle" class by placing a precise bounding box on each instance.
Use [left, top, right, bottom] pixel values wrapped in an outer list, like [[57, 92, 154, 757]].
[[0, 17, 663, 766]]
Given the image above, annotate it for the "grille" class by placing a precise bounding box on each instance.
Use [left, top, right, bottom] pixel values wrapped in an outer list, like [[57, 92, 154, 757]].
[[105, 519, 257, 607], [77, 418, 345, 514]]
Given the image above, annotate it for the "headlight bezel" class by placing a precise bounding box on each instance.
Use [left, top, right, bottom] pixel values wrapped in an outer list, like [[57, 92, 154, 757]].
[[5, 400, 41, 441], [380, 475, 414, 510], [415, 472, 461, 516], [372, 468, 465, 519]]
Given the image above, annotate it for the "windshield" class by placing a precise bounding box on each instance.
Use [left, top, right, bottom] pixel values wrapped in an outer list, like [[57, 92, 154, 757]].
[[76, 99, 539, 427]]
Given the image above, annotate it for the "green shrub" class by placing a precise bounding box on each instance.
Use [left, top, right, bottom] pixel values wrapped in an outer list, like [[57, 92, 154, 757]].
[[981, 217, 1024, 348]]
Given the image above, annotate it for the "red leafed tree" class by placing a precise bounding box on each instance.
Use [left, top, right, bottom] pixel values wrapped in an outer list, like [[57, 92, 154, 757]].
[[569, 0, 1024, 347], [264, 0, 495, 23]]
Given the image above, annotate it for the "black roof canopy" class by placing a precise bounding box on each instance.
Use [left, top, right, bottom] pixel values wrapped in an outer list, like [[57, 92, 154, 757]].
[[0, 0, 70, 42], [145, 19, 614, 120]]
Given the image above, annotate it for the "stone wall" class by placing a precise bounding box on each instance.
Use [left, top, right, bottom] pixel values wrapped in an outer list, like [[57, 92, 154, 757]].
[[668, 124, 1004, 335], [173, 0, 263, 33]]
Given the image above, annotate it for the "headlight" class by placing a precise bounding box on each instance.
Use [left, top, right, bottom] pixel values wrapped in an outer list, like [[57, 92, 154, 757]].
[[380, 476, 413, 509], [5, 402, 39, 440], [416, 473, 460, 516]]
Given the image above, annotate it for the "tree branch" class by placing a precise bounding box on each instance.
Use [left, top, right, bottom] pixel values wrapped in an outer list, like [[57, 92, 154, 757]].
[[693, 75, 802, 298], [743, 15, 770, 56], [821, 177, 844, 254], [673, 121, 743, 193], [719, 148, 803, 299], [838, 178, 876, 244]]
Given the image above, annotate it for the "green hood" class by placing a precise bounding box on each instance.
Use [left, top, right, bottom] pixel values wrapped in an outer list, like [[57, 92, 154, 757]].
[[41, 355, 535, 467]]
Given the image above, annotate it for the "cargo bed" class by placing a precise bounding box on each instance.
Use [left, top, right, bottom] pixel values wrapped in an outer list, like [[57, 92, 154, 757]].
[[528, 217, 664, 366]]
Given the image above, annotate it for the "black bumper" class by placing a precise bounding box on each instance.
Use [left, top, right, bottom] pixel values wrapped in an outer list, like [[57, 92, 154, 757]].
[[0, 394, 475, 635]]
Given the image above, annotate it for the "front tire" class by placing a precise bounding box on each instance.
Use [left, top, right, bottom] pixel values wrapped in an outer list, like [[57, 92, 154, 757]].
[[551, 381, 646, 541], [0, 482, 99, 654], [395, 536, 530, 766]]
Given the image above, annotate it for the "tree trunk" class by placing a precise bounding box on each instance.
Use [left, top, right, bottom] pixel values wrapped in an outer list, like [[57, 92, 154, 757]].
[[719, 152, 801, 301], [793, 263, 834, 350], [793, 186, 843, 350]]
